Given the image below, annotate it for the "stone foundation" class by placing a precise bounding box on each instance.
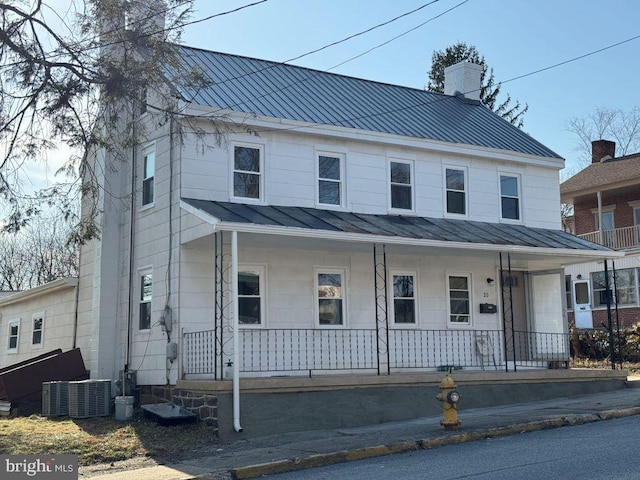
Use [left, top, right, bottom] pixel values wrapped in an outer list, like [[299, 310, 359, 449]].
[[138, 385, 219, 435]]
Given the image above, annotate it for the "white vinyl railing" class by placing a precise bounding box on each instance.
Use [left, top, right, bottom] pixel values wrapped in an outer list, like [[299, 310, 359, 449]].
[[579, 226, 640, 250]]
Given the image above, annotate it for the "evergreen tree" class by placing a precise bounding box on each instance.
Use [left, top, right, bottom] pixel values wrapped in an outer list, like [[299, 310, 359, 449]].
[[426, 42, 528, 128]]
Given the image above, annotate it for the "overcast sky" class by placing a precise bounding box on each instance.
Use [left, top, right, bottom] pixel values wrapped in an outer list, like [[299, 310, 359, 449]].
[[181, 0, 640, 174]]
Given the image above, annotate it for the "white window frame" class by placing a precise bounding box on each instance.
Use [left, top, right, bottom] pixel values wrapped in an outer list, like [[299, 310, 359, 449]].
[[499, 173, 521, 222], [591, 206, 615, 230], [238, 265, 266, 328], [564, 275, 573, 312], [32, 311, 45, 348], [444, 166, 468, 217], [446, 272, 472, 327], [231, 143, 264, 203], [141, 143, 155, 208], [388, 159, 414, 212], [315, 268, 347, 328], [316, 152, 345, 209], [7, 318, 20, 354], [389, 270, 418, 326], [139, 269, 153, 331]]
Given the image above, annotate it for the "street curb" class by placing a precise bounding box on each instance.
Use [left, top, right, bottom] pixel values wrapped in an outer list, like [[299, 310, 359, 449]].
[[229, 407, 640, 479]]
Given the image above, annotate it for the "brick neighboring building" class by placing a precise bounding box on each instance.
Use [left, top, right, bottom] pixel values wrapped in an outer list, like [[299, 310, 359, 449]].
[[561, 140, 640, 328]]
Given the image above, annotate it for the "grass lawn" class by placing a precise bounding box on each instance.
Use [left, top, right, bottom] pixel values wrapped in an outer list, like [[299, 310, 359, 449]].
[[0, 411, 217, 466]]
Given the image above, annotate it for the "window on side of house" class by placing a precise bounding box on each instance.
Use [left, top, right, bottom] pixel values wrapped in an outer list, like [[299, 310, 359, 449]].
[[238, 267, 264, 326], [391, 272, 416, 324], [445, 168, 466, 215], [500, 175, 520, 220], [7, 319, 20, 353], [142, 147, 155, 206], [32, 312, 44, 347], [390, 160, 413, 210], [591, 268, 637, 307], [317, 270, 345, 326], [565, 275, 573, 311], [448, 274, 471, 325], [233, 145, 262, 200], [139, 272, 152, 330], [318, 153, 343, 207]]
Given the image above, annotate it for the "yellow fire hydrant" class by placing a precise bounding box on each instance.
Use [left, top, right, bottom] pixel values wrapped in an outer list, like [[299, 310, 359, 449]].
[[436, 374, 462, 431]]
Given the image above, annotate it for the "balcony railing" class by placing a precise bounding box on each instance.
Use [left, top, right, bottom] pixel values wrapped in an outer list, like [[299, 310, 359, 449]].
[[578, 225, 640, 250], [182, 328, 570, 378]]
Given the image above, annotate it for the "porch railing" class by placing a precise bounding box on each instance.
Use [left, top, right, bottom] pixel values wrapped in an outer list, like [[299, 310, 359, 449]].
[[578, 226, 640, 250], [183, 328, 570, 377]]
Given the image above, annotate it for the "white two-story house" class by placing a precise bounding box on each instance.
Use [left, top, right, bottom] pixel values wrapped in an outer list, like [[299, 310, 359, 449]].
[[75, 32, 622, 404]]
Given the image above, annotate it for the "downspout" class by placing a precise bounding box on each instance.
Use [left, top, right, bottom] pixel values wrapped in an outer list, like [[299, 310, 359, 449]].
[[72, 249, 82, 349], [231, 230, 243, 432], [125, 114, 137, 372]]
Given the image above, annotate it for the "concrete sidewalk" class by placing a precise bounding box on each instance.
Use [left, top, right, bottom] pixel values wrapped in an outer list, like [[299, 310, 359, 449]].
[[83, 379, 640, 480]]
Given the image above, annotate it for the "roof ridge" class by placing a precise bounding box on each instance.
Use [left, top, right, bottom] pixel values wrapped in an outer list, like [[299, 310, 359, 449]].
[[176, 44, 450, 99]]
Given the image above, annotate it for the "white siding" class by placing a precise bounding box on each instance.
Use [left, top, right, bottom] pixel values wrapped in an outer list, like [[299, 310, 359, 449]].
[[180, 128, 562, 229], [0, 285, 79, 368]]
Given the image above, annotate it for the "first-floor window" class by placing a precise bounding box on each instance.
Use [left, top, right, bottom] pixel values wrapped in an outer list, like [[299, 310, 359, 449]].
[[448, 274, 471, 325], [591, 268, 637, 307], [392, 272, 416, 324], [238, 267, 264, 325], [7, 319, 19, 353], [317, 270, 345, 326], [139, 272, 152, 330], [564, 275, 573, 311], [32, 312, 44, 347]]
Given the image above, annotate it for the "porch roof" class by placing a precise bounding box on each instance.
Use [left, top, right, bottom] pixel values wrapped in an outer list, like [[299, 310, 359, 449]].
[[181, 198, 621, 264]]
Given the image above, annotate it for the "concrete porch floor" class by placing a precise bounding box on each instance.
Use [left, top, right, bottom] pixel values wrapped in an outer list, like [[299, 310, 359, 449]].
[[177, 368, 629, 439]]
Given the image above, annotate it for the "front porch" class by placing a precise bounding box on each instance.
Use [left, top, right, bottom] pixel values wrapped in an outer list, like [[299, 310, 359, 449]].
[[182, 327, 570, 379]]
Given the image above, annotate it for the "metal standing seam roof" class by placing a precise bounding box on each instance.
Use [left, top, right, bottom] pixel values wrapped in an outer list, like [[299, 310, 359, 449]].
[[181, 198, 610, 253], [172, 46, 561, 160]]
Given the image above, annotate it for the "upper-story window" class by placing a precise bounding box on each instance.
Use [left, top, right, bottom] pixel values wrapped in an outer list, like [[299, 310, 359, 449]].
[[233, 144, 263, 201], [594, 210, 614, 231], [32, 312, 44, 347], [445, 167, 466, 215], [7, 319, 19, 353], [142, 146, 155, 207], [390, 160, 413, 211], [318, 153, 344, 207], [238, 266, 265, 326], [500, 175, 520, 220]]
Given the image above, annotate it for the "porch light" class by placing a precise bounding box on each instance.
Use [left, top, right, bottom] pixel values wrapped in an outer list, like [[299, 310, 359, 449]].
[[486, 277, 495, 285]]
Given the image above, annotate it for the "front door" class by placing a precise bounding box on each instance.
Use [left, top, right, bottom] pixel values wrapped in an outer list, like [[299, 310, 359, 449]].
[[573, 280, 593, 328], [502, 271, 527, 361]]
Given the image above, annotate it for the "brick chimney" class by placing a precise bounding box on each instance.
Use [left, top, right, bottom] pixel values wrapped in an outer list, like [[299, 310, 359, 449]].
[[444, 61, 483, 102], [591, 139, 616, 163]]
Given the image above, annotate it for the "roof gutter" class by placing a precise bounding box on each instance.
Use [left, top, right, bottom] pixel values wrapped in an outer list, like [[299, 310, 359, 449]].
[[178, 201, 623, 263], [210, 221, 623, 260]]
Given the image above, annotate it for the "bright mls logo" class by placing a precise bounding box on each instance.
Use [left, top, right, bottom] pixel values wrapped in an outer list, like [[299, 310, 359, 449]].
[[1, 455, 77, 479]]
